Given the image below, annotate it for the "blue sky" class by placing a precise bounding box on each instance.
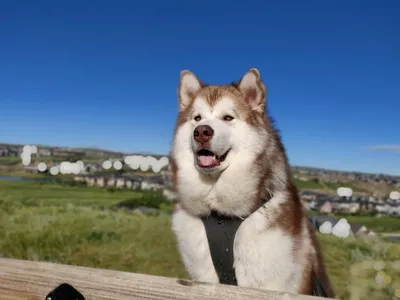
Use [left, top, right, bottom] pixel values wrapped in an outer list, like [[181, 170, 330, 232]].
[[0, 1, 399, 175]]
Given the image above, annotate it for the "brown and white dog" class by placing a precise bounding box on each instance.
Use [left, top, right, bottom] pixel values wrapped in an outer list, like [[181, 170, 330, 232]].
[[170, 68, 335, 297]]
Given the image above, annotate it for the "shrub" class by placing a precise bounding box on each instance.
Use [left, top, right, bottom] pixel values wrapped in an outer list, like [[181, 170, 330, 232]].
[[114, 190, 169, 210]]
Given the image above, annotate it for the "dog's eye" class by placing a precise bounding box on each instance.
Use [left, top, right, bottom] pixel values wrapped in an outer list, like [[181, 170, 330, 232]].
[[223, 115, 234, 121], [194, 115, 201, 122]]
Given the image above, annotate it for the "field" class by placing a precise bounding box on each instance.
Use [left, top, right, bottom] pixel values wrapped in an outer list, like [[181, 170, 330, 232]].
[[293, 177, 369, 194], [0, 180, 399, 300], [307, 211, 400, 233]]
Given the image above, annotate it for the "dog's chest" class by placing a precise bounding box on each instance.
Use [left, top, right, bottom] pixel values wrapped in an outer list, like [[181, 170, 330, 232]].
[[172, 207, 301, 293], [177, 168, 259, 216]]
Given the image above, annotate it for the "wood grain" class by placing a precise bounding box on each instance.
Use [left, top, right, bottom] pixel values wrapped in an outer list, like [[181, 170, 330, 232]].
[[0, 258, 334, 300]]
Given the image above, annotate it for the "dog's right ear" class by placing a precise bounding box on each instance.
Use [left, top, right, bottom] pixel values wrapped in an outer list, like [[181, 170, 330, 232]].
[[178, 70, 202, 112]]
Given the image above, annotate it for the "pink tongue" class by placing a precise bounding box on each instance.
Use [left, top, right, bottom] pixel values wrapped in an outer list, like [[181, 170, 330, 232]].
[[198, 155, 217, 167]]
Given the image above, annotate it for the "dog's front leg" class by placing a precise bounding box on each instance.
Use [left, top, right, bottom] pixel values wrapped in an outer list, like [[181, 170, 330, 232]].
[[172, 206, 220, 283], [233, 194, 301, 294]]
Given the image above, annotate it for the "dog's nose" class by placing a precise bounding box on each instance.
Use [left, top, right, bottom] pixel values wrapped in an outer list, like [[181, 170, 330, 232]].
[[194, 125, 214, 144]]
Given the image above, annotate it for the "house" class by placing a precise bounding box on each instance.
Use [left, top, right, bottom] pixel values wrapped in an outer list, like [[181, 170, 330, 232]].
[[348, 202, 361, 213], [87, 176, 96, 187], [116, 178, 125, 188], [96, 176, 106, 187], [375, 203, 398, 216], [333, 201, 349, 212], [319, 201, 333, 213], [73, 175, 85, 182], [125, 180, 133, 189], [162, 189, 177, 202], [125, 175, 144, 190], [0, 147, 9, 156], [107, 177, 116, 187], [302, 199, 317, 211], [38, 148, 52, 156], [131, 180, 141, 190], [141, 175, 165, 191], [0, 146, 19, 157], [349, 222, 368, 236], [388, 204, 400, 216], [83, 164, 102, 174]]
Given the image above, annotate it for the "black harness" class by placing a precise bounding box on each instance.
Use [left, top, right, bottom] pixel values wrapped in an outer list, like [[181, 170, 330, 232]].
[[200, 199, 267, 286], [200, 199, 329, 297]]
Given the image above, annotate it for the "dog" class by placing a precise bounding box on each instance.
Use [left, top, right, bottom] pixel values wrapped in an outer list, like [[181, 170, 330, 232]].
[[169, 68, 335, 297]]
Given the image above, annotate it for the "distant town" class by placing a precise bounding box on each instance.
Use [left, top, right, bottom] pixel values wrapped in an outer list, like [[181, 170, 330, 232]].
[[0, 142, 399, 218]]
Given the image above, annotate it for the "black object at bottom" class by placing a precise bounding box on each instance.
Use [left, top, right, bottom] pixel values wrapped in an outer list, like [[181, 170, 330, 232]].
[[45, 283, 85, 300]]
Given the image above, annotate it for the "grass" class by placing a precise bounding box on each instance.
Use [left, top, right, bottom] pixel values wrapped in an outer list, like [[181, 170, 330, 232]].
[[0, 156, 21, 165], [0, 180, 399, 299], [0, 181, 180, 276], [0, 170, 47, 178], [294, 178, 325, 189], [293, 178, 368, 194], [307, 211, 400, 233], [318, 234, 400, 299], [294, 178, 350, 191]]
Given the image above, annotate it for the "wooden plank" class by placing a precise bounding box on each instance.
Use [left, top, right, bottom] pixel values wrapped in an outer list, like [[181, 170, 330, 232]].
[[0, 258, 333, 300]]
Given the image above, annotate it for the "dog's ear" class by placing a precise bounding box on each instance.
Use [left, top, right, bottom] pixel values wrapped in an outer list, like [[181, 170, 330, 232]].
[[237, 68, 267, 114], [178, 70, 202, 112]]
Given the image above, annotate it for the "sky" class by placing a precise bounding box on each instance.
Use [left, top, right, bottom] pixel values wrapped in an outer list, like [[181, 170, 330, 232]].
[[0, 1, 399, 175]]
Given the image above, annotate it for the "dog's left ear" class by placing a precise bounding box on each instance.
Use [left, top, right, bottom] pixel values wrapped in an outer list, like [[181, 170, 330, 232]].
[[237, 68, 267, 114]]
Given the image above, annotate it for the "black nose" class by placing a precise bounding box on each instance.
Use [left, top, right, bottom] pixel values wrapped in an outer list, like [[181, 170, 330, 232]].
[[194, 125, 214, 144]]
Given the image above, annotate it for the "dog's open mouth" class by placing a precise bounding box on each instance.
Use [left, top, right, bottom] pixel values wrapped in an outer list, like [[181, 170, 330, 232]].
[[196, 148, 230, 168]]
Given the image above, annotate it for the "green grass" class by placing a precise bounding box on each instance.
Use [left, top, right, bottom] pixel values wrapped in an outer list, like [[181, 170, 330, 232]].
[[0, 170, 46, 178], [294, 178, 344, 191], [0, 180, 137, 207], [293, 177, 367, 193], [0, 180, 173, 210], [307, 211, 400, 233], [0, 156, 21, 165], [318, 234, 400, 299], [0, 180, 399, 299], [294, 178, 325, 189]]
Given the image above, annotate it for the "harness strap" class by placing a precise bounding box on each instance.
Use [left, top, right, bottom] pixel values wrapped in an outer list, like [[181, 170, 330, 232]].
[[200, 199, 267, 285], [201, 212, 243, 285]]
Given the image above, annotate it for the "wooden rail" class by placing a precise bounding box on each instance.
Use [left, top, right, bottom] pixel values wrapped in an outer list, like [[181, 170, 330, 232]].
[[0, 258, 334, 300]]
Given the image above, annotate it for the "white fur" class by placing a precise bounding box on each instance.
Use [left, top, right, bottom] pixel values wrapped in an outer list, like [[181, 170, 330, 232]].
[[172, 206, 219, 283]]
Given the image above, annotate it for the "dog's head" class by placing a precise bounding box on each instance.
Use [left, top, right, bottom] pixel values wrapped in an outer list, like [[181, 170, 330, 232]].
[[172, 68, 269, 177]]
